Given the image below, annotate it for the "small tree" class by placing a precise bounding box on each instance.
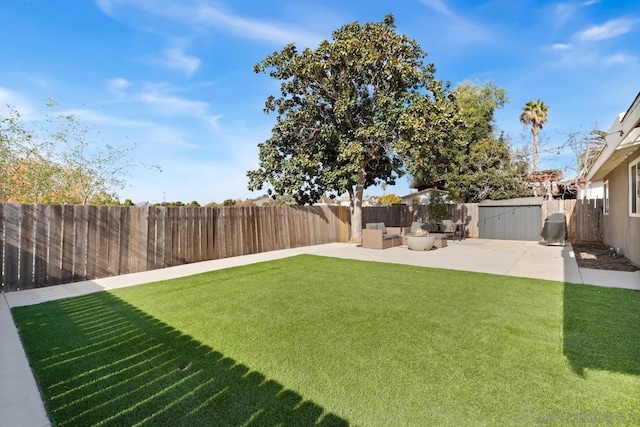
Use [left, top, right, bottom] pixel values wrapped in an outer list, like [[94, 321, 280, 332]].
[[0, 101, 159, 204], [564, 125, 606, 178], [429, 192, 449, 221], [446, 136, 529, 202], [378, 193, 402, 206], [520, 99, 549, 173]]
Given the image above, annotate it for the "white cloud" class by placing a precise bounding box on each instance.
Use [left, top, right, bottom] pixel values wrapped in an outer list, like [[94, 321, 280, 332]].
[[95, 0, 323, 48], [603, 53, 636, 65], [194, 5, 323, 47], [159, 43, 201, 76], [28, 76, 51, 90], [551, 43, 573, 50], [0, 87, 36, 117], [552, 3, 577, 28], [140, 92, 205, 115], [107, 77, 133, 95], [550, 1, 603, 29], [418, 0, 493, 44], [576, 18, 636, 41], [55, 108, 199, 148], [138, 91, 223, 131], [143, 125, 197, 148], [94, 0, 117, 16], [58, 108, 147, 128], [419, 0, 454, 17]]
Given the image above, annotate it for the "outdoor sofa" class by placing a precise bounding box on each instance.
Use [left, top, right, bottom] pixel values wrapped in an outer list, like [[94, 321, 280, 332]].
[[361, 222, 407, 249]]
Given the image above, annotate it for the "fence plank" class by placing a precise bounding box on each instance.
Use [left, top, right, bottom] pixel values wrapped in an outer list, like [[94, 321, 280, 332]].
[[4, 204, 20, 291], [247, 207, 256, 254], [196, 207, 205, 262], [153, 207, 164, 269], [227, 207, 235, 257], [176, 207, 184, 264], [72, 205, 87, 282], [212, 207, 221, 260], [115, 207, 129, 275], [146, 206, 157, 270], [46, 205, 63, 286], [133, 206, 149, 273], [60, 205, 75, 284], [165, 207, 175, 267], [185, 207, 193, 263], [107, 207, 121, 276], [18, 204, 35, 289], [85, 205, 99, 279], [33, 205, 47, 286], [206, 207, 215, 260], [97, 206, 110, 278]]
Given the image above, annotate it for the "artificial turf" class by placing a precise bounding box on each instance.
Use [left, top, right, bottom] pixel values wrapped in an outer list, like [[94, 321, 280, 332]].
[[12, 254, 640, 426]]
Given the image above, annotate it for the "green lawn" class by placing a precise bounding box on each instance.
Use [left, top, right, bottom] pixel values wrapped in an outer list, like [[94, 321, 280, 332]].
[[12, 255, 640, 426]]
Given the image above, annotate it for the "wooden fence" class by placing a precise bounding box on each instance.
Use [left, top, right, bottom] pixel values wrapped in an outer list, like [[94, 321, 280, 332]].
[[543, 198, 603, 243], [0, 204, 350, 292], [363, 199, 602, 242], [0, 199, 602, 292], [363, 204, 480, 237]]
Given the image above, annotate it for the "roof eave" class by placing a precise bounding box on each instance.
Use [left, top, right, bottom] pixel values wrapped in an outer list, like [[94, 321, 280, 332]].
[[586, 92, 640, 182]]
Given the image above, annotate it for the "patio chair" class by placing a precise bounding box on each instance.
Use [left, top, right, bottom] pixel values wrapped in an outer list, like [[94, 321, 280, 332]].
[[454, 219, 465, 240], [426, 221, 439, 233], [440, 219, 456, 238]]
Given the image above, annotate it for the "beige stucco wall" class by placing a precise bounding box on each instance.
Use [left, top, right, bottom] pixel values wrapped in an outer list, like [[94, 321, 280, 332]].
[[603, 147, 640, 267]]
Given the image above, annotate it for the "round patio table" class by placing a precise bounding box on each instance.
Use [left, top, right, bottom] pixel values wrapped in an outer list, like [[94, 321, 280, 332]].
[[406, 234, 436, 251]]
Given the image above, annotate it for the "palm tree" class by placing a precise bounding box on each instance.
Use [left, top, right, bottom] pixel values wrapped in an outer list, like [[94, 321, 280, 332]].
[[519, 99, 549, 172]]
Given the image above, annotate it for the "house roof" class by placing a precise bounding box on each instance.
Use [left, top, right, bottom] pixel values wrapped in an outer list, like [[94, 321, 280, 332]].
[[400, 188, 448, 199], [586, 92, 640, 182]]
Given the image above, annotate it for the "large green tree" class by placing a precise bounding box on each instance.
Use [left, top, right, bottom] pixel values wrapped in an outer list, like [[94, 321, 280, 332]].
[[520, 99, 549, 173], [444, 82, 528, 201], [446, 134, 529, 202], [248, 15, 460, 240], [411, 81, 528, 202]]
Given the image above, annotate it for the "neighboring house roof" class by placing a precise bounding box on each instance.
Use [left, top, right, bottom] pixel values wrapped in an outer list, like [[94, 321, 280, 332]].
[[400, 188, 448, 205], [412, 178, 446, 191], [586, 92, 640, 182], [400, 188, 448, 199]]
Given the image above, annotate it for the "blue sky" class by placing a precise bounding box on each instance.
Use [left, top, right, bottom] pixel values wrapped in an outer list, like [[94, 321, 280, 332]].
[[1, 0, 639, 204]]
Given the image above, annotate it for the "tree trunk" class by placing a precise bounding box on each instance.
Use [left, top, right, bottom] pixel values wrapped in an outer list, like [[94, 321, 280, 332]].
[[349, 168, 366, 243], [532, 129, 539, 173]]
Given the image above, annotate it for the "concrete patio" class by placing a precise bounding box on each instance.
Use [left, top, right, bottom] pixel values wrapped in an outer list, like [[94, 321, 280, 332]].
[[2, 239, 638, 426]]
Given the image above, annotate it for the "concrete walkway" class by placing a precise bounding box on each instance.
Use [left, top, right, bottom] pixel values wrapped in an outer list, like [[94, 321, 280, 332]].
[[2, 239, 639, 426]]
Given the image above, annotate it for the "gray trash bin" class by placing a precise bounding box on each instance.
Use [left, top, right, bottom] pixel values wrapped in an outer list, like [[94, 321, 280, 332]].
[[541, 213, 566, 246]]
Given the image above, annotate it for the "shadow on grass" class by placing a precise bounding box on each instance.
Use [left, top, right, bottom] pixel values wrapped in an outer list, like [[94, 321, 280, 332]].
[[563, 282, 640, 376], [12, 292, 348, 426]]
